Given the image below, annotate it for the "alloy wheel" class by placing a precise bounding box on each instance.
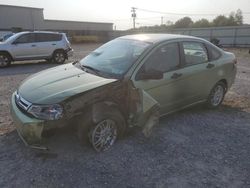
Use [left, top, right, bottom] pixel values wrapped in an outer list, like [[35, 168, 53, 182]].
[[91, 119, 118, 152], [0, 55, 9, 67], [54, 52, 65, 63], [210, 85, 224, 106]]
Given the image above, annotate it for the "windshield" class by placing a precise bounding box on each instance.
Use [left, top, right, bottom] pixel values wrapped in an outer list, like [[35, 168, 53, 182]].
[[79, 38, 151, 78], [4, 33, 22, 43], [3, 33, 14, 41]]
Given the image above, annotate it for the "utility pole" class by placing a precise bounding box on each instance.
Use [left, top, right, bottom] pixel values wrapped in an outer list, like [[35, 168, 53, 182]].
[[161, 16, 163, 26], [131, 7, 136, 29]]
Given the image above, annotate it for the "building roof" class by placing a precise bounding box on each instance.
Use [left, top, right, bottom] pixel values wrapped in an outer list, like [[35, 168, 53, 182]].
[[119, 34, 199, 43], [0, 4, 43, 10], [44, 19, 113, 25]]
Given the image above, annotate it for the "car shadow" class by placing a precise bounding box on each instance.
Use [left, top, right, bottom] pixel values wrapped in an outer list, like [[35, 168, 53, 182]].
[[1, 102, 249, 156], [0, 61, 65, 76]]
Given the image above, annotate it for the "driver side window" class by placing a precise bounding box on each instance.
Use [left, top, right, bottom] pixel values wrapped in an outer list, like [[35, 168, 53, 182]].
[[142, 42, 180, 73], [14, 34, 35, 44]]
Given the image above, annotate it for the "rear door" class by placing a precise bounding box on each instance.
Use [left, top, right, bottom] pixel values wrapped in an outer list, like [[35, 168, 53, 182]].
[[177, 41, 215, 104], [10, 33, 37, 59], [35, 33, 62, 57]]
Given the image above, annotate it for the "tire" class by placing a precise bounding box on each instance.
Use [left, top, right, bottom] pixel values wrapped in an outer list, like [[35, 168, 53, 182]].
[[0, 52, 11, 68], [77, 109, 126, 152], [206, 81, 227, 108], [52, 50, 66, 64], [77, 112, 93, 145]]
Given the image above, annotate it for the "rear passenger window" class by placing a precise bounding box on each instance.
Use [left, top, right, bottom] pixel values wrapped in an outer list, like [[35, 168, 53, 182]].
[[142, 42, 180, 73], [183, 42, 208, 66], [36, 33, 62, 42]]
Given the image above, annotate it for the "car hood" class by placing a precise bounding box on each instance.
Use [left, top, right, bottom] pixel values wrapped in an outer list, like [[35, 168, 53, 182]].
[[0, 42, 6, 47], [18, 63, 117, 104]]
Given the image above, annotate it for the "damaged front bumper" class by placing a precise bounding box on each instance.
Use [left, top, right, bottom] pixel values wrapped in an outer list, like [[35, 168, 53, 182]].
[[10, 93, 45, 145]]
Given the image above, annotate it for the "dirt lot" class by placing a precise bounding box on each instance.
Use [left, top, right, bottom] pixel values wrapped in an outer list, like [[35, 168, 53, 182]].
[[0, 44, 250, 188]]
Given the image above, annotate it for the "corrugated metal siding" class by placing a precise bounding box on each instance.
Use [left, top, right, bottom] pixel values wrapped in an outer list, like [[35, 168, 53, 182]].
[[171, 26, 250, 47], [109, 26, 250, 47], [0, 5, 113, 32], [43, 20, 113, 31], [0, 6, 44, 30]]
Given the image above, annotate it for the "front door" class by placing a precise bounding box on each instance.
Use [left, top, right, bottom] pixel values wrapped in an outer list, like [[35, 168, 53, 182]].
[[10, 33, 37, 59], [132, 42, 187, 114]]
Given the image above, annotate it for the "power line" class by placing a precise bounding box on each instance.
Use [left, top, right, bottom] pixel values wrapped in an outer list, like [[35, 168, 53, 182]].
[[135, 7, 250, 16]]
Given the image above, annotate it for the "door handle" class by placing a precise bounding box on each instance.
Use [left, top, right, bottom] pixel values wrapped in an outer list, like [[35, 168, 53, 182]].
[[171, 73, 182, 79], [52, 44, 56, 46], [31, 44, 36, 47], [206, 63, 215, 69]]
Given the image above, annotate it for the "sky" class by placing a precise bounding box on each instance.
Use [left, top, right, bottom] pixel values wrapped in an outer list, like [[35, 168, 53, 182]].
[[0, 0, 250, 30]]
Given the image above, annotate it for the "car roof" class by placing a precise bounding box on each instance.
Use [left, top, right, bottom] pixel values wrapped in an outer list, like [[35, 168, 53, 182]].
[[15, 31, 61, 35], [119, 34, 201, 44]]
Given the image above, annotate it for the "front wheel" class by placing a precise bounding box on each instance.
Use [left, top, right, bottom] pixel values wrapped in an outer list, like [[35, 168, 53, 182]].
[[0, 53, 11, 68], [89, 110, 125, 152], [90, 119, 118, 152], [207, 81, 227, 108]]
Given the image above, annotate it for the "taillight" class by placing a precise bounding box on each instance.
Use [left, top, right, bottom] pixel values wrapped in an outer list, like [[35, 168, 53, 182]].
[[233, 59, 237, 65]]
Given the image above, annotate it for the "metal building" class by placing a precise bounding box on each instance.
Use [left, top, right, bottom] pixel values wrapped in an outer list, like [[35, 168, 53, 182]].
[[0, 4, 113, 37]]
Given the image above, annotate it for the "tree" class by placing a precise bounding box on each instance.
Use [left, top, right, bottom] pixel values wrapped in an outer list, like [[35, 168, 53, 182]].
[[166, 20, 174, 26], [193, 19, 210, 28], [235, 9, 243, 25], [212, 15, 230, 26], [212, 9, 243, 27], [174, 17, 193, 28], [227, 12, 236, 26]]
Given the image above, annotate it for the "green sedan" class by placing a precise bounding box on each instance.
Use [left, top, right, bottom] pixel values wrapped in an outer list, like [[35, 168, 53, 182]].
[[11, 34, 237, 151]]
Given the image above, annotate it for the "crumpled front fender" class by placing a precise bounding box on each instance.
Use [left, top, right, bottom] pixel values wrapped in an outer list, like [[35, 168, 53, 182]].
[[128, 82, 160, 137]]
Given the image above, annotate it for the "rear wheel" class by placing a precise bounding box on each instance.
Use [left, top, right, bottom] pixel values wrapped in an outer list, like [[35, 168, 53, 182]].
[[207, 81, 227, 108], [0, 53, 11, 68], [52, 50, 66, 64]]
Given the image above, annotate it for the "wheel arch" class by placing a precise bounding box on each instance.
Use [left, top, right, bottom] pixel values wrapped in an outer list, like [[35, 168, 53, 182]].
[[76, 100, 127, 145], [91, 101, 126, 123], [0, 51, 13, 61], [72, 98, 127, 127], [218, 79, 228, 91], [53, 48, 67, 58]]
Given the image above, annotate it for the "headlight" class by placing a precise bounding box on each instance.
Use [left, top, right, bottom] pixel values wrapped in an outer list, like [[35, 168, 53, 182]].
[[28, 104, 63, 120]]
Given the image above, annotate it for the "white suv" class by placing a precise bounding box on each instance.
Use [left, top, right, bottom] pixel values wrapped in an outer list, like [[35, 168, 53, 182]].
[[0, 31, 73, 67]]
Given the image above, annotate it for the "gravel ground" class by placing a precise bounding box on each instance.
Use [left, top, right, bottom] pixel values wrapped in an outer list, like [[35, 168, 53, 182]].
[[0, 45, 250, 188]]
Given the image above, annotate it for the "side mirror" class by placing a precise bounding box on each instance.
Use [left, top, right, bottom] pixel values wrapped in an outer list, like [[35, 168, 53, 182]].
[[136, 70, 164, 80]]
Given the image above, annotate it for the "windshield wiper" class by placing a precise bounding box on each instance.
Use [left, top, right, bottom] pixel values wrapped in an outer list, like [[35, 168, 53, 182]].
[[81, 64, 101, 75], [72, 61, 100, 75]]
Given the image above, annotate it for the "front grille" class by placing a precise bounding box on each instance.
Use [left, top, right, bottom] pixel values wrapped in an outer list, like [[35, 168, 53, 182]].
[[15, 92, 32, 111]]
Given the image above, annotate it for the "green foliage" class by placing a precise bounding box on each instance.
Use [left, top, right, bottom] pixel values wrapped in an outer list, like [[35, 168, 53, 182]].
[[193, 19, 210, 28], [174, 17, 193, 28], [176, 9, 243, 28], [130, 9, 243, 30], [211, 9, 243, 27], [235, 9, 243, 25], [212, 15, 231, 26]]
